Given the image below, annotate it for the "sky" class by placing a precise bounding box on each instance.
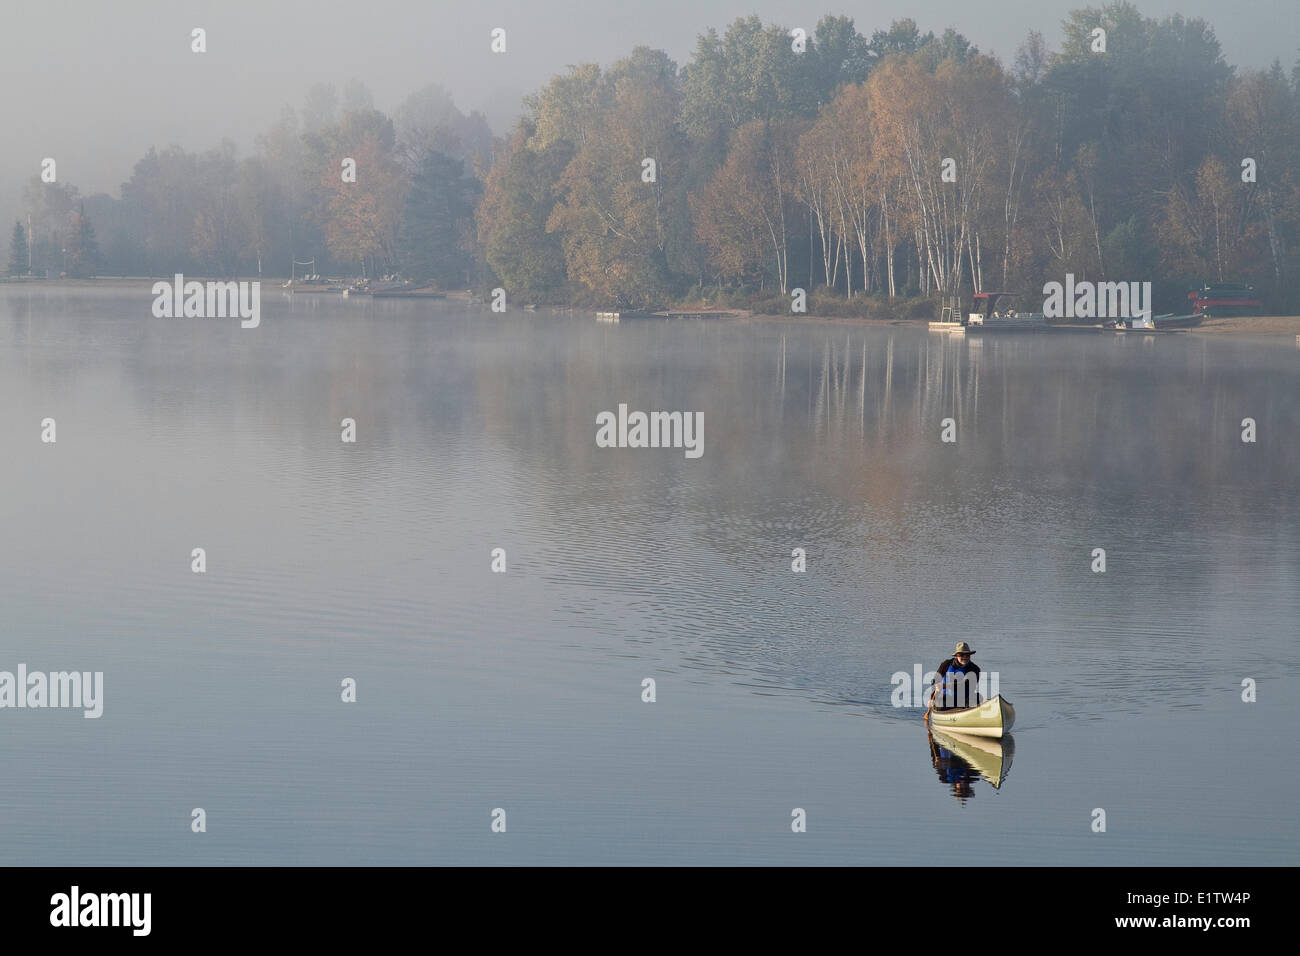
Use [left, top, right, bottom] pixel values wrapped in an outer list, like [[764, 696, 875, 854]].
[[2, 0, 1297, 223]]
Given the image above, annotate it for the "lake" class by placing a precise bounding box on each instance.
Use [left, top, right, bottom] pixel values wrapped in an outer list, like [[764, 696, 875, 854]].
[[1, 283, 1296, 865]]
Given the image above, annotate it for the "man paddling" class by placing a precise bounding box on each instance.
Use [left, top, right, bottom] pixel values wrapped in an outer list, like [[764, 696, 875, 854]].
[[924, 642, 982, 722]]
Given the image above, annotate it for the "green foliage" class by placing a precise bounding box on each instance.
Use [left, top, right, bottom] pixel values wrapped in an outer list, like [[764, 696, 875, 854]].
[[681, 16, 819, 144], [1101, 216, 1154, 279], [399, 151, 480, 286], [544, 48, 687, 306], [478, 125, 573, 299]]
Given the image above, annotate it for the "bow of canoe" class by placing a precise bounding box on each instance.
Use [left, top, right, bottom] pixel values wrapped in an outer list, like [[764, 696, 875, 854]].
[[928, 695, 1015, 738]]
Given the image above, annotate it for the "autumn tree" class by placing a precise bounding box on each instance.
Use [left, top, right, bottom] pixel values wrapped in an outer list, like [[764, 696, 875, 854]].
[[64, 202, 102, 277], [311, 111, 407, 276], [1035, 167, 1096, 279], [546, 48, 688, 305], [694, 117, 804, 293], [1221, 64, 1300, 292], [476, 123, 573, 299], [1159, 155, 1258, 281], [865, 53, 1010, 297]]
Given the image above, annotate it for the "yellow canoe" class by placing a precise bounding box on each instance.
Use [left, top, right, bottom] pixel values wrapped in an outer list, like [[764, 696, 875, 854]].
[[928, 695, 1015, 738]]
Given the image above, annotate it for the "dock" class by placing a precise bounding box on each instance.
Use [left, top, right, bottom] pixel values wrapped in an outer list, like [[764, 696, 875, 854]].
[[596, 310, 735, 322]]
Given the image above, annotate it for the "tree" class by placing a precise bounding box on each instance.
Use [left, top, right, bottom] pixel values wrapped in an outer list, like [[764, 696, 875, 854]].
[[524, 65, 608, 151], [1221, 65, 1300, 291], [546, 48, 689, 305], [1013, 31, 1050, 86], [809, 15, 871, 104], [301, 83, 339, 135], [8, 221, 28, 275], [1036, 167, 1096, 278], [188, 142, 244, 275], [312, 112, 407, 276], [1047, 2, 1232, 232], [341, 78, 375, 114], [394, 84, 494, 172], [120, 146, 201, 273], [799, 83, 874, 296], [235, 157, 279, 276], [866, 53, 1009, 296], [399, 151, 481, 286], [693, 117, 804, 293], [681, 16, 818, 147], [64, 202, 103, 277], [1159, 155, 1259, 281], [476, 122, 572, 298], [22, 176, 80, 275]]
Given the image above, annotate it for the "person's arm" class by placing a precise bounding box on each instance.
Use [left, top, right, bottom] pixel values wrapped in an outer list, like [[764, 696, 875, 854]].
[[926, 660, 950, 719], [924, 662, 944, 721]]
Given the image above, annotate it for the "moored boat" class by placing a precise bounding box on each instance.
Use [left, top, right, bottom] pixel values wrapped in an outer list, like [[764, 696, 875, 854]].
[[965, 293, 1047, 331], [286, 277, 345, 293], [1188, 282, 1261, 319], [928, 695, 1015, 738]]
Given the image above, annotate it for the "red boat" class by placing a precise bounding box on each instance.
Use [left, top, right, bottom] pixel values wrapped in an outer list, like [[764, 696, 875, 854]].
[[1189, 283, 1262, 318]]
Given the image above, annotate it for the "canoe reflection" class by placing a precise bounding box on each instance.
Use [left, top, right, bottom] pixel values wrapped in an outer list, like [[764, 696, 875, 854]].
[[927, 728, 1016, 802]]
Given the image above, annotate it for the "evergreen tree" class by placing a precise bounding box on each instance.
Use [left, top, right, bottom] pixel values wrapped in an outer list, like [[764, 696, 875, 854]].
[[8, 220, 28, 275], [398, 150, 480, 286]]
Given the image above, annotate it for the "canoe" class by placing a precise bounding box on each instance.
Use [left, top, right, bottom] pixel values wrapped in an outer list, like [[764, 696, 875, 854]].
[[930, 727, 1015, 789], [928, 695, 1015, 738]]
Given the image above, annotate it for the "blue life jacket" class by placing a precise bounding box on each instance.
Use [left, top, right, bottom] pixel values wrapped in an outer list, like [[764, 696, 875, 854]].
[[935, 657, 982, 710]]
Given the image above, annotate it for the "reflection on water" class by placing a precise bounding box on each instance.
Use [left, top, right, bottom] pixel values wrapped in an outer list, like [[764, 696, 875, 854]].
[[0, 285, 1296, 865], [929, 729, 1016, 801]]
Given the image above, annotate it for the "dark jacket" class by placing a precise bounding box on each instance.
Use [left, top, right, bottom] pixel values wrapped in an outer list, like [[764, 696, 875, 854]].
[[934, 658, 982, 710]]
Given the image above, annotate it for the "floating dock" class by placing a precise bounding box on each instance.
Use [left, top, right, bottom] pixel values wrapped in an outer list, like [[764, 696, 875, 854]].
[[597, 310, 734, 322]]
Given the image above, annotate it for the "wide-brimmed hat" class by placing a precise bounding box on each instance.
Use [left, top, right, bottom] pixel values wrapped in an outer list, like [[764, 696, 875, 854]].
[[954, 642, 976, 655]]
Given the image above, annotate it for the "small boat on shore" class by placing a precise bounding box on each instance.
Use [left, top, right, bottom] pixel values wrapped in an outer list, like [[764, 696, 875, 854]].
[[928, 695, 1015, 738], [1189, 282, 1261, 319]]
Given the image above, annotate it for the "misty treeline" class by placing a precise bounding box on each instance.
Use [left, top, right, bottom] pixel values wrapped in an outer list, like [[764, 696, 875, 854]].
[[11, 80, 491, 286], [9, 2, 1300, 312]]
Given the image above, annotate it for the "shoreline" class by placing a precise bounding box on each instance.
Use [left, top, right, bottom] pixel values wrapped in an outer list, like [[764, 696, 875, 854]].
[[681, 306, 1300, 339], [6, 277, 1299, 339]]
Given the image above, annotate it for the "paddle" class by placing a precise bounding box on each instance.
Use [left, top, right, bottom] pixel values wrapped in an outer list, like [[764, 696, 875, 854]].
[[923, 684, 936, 723]]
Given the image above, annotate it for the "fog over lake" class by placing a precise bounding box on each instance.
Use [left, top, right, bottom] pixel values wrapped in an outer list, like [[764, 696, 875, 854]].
[[1, 287, 1295, 864]]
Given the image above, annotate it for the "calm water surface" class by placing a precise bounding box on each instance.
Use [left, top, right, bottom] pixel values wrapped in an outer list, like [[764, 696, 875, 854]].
[[1, 285, 1296, 864]]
